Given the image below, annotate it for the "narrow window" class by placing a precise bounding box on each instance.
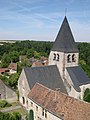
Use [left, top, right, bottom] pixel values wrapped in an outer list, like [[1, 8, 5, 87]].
[[22, 97, 25, 104], [36, 106, 38, 111], [53, 53, 56, 60], [57, 54, 59, 61], [31, 102, 33, 107], [67, 54, 71, 63], [45, 110, 47, 118], [26, 100, 28, 106], [72, 54, 76, 62], [42, 108, 44, 116], [0, 94, 1, 99]]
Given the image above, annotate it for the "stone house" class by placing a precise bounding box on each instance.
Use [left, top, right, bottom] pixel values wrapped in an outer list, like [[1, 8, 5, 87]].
[[8, 63, 17, 74], [27, 83, 90, 120], [18, 16, 90, 107], [0, 79, 17, 102]]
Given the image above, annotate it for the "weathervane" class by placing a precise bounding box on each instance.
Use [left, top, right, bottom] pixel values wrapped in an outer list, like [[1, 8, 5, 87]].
[[65, 8, 67, 16]]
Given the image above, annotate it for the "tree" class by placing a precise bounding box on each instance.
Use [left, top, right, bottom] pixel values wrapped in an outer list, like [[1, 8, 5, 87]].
[[9, 51, 19, 62], [83, 88, 90, 103], [1, 53, 11, 68]]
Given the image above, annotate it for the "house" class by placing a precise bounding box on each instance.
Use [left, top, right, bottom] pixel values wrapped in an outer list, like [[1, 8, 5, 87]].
[[0, 68, 9, 75], [18, 16, 90, 108], [0, 63, 17, 75], [0, 79, 17, 102], [27, 83, 90, 120], [8, 63, 17, 74]]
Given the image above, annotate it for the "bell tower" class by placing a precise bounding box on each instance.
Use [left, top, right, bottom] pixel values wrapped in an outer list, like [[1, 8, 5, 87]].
[[48, 16, 79, 79]]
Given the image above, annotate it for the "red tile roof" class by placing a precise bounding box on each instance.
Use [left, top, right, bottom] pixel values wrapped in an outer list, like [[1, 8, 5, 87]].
[[0, 68, 9, 73], [28, 83, 90, 120], [8, 63, 17, 70]]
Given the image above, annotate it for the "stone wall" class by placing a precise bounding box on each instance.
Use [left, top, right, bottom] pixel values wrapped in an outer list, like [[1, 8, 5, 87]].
[[27, 98, 63, 120], [18, 69, 30, 107]]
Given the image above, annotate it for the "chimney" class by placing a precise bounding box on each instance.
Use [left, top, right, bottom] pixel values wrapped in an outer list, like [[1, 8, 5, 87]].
[[54, 88, 60, 100]]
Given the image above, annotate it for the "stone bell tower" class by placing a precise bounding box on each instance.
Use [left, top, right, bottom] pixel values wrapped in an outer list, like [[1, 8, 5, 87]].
[[48, 16, 79, 79]]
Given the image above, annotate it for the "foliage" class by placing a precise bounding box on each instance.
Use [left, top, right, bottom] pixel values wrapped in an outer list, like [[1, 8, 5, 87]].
[[0, 111, 21, 120], [0, 100, 12, 108], [17, 59, 32, 73], [1, 53, 11, 68], [0, 73, 20, 89], [83, 88, 90, 103]]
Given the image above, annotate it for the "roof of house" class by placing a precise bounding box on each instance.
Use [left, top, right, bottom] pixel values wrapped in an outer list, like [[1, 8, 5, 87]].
[[24, 65, 67, 94], [8, 63, 17, 70], [51, 16, 78, 53], [28, 83, 90, 120], [66, 66, 90, 87], [0, 68, 9, 73]]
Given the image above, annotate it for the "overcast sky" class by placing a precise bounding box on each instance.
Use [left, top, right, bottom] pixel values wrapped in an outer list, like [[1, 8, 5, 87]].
[[0, 0, 90, 42]]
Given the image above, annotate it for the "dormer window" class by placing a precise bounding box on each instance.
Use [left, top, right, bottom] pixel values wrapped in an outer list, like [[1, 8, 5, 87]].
[[57, 54, 59, 61], [67, 54, 71, 63], [53, 53, 56, 60], [72, 54, 76, 62]]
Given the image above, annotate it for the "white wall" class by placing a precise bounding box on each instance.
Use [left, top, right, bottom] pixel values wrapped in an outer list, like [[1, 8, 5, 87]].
[[18, 69, 30, 107], [27, 98, 63, 120]]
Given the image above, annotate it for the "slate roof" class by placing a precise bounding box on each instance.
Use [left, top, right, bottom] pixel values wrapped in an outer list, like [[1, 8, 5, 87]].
[[28, 83, 90, 120], [66, 66, 90, 87], [24, 65, 67, 94], [51, 16, 78, 53]]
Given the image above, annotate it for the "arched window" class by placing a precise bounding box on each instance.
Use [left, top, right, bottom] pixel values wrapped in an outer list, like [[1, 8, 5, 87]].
[[57, 54, 59, 61], [22, 97, 25, 104], [67, 54, 71, 63], [72, 54, 76, 62], [29, 110, 34, 120], [53, 53, 56, 60]]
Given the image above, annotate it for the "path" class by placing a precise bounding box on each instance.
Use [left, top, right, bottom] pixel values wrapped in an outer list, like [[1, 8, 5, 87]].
[[0, 105, 21, 112]]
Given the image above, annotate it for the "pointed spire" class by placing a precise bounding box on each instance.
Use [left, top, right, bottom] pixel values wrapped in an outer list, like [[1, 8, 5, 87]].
[[51, 16, 78, 53]]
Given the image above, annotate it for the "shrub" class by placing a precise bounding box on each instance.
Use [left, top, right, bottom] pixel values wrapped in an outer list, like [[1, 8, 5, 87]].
[[0, 100, 12, 108], [83, 88, 90, 103], [0, 100, 7, 108]]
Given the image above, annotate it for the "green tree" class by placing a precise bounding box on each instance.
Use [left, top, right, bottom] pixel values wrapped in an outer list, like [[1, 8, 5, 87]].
[[9, 51, 19, 62], [1, 53, 11, 68], [83, 88, 90, 103]]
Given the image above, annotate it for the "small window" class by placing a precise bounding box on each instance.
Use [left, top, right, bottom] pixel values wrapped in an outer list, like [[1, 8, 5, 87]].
[[0, 94, 1, 99], [42, 108, 44, 116], [67, 54, 71, 63], [26, 100, 28, 106], [31, 102, 33, 107], [45, 110, 47, 118], [22, 97, 25, 104], [36, 106, 38, 111], [72, 54, 76, 62], [53, 53, 56, 60], [57, 54, 59, 61]]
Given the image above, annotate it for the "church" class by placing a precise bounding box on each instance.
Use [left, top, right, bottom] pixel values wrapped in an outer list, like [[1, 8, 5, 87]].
[[18, 16, 90, 108]]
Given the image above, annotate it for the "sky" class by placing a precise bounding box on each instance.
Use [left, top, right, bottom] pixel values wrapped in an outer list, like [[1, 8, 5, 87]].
[[0, 0, 90, 42]]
